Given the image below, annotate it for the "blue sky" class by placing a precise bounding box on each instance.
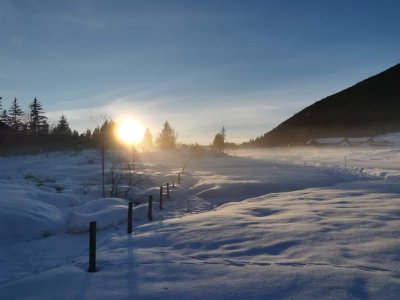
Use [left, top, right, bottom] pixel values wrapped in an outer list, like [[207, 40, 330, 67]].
[[0, 0, 399, 143]]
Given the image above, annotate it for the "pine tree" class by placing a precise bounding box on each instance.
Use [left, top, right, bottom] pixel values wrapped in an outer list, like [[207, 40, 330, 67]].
[[53, 115, 72, 135], [141, 128, 153, 148], [72, 130, 79, 138], [96, 119, 115, 146], [212, 133, 224, 153], [8, 97, 24, 131], [212, 126, 227, 153], [28, 97, 48, 134], [85, 129, 92, 139], [156, 121, 176, 149]]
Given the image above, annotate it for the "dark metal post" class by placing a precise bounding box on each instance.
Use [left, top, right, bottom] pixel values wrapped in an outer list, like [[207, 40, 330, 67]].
[[172, 181, 175, 189], [159, 186, 163, 210], [178, 173, 181, 184], [167, 183, 170, 199], [148, 195, 153, 221], [88, 221, 96, 272], [127, 202, 133, 234]]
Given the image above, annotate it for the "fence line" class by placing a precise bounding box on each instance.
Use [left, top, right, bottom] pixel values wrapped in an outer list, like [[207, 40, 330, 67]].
[[88, 172, 182, 272]]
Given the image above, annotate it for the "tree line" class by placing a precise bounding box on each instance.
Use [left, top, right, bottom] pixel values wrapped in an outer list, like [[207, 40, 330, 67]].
[[0, 96, 233, 156], [0, 96, 182, 154], [0, 96, 88, 154]]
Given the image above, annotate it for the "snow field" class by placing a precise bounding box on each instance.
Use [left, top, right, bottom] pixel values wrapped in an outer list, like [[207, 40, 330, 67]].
[[2, 179, 400, 299], [1, 145, 400, 299]]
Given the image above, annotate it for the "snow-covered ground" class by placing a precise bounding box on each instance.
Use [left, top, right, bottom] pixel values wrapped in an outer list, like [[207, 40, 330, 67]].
[[1, 144, 400, 299]]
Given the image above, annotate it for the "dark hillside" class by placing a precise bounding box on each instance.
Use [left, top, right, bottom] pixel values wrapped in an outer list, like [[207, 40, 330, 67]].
[[255, 64, 400, 146]]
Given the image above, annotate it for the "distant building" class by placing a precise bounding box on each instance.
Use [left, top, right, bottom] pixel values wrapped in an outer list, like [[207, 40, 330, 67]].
[[347, 137, 372, 147], [306, 136, 392, 147], [368, 137, 393, 147], [306, 137, 350, 147]]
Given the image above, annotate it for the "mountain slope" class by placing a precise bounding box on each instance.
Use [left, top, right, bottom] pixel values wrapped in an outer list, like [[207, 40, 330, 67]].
[[255, 64, 400, 146]]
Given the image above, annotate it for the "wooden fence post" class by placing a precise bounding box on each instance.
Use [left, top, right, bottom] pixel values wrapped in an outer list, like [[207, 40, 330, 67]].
[[167, 183, 170, 199], [88, 221, 96, 272], [148, 195, 153, 221], [127, 202, 133, 234], [159, 186, 163, 210], [178, 173, 181, 184]]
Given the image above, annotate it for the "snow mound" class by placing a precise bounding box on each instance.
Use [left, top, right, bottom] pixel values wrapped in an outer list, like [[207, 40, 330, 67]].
[[65, 198, 165, 233], [66, 198, 128, 233], [0, 193, 64, 242]]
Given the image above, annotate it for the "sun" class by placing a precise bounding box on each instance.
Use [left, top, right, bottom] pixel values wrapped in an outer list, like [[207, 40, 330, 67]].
[[116, 119, 145, 145]]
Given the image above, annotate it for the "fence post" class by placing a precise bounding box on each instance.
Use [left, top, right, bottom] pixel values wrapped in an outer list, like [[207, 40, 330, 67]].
[[159, 186, 163, 210], [88, 221, 96, 272], [178, 173, 181, 184], [148, 195, 153, 221], [167, 183, 170, 199], [127, 202, 133, 234], [172, 181, 175, 189]]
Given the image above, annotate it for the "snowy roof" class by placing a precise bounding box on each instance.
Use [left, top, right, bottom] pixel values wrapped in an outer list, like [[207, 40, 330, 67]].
[[374, 132, 400, 143], [348, 137, 371, 143], [307, 135, 394, 146], [312, 137, 347, 144]]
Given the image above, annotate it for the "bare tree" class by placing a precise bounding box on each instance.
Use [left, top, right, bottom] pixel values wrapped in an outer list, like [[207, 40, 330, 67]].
[[109, 151, 125, 197], [92, 114, 114, 198]]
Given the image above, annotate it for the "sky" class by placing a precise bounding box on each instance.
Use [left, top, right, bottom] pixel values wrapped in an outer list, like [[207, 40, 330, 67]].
[[0, 0, 399, 144]]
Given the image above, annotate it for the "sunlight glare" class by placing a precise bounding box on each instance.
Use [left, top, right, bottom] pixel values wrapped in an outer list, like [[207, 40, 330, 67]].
[[116, 119, 145, 145]]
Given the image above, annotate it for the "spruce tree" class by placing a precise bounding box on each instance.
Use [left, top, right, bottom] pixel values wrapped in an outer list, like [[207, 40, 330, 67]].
[[29, 97, 48, 134], [72, 130, 79, 138], [8, 97, 24, 131], [211, 126, 227, 153], [141, 128, 153, 148], [156, 121, 176, 149], [53, 115, 72, 135], [85, 129, 92, 139], [212, 133, 225, 153]]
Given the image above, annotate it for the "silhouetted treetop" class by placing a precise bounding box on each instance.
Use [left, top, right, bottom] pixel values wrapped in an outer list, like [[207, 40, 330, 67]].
[[53, 115, 72, 135], [29, 97, 48, 134], [8, 98, 24, 132]]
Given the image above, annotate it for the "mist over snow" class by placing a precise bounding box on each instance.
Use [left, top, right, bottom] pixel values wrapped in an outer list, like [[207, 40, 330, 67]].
[[1, 143, 400, 299]]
